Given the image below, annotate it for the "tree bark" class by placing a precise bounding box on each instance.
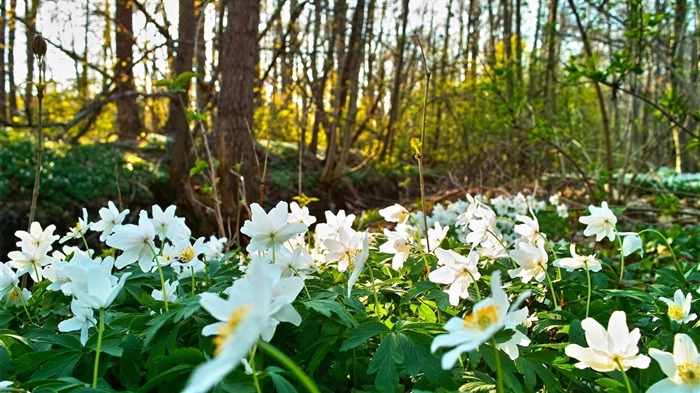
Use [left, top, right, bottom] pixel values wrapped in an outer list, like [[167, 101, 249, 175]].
[[115, 0, 142, 139], [0, 0, 6, 120], [215, 0, 260, 227], [23, 0, 37, 123], [165, 0, 196, 196]]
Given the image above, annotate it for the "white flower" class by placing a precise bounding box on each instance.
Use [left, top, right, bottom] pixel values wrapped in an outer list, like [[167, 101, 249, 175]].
[[170, 238, 207, 276], [183, 260, 303, 393], [621, 232, 643, 257], [15, 222, 59, 248], [553, 244, 602, 272], [660, 290, 697, 324], [421, 222, 448, 251], [324, 227, 364, 272], [508, 241, 548, 283], [556, 204, 569, 218], [107, 210, 157, 272], [0, 263, 19, 297], [152, 280, 179, 303], [58, 300, 97, 345], [240, 202, 308, 253], [203, 236, 227, 261], [579, 202, 617, 242], [464, 206, 497, 247], [648, 333, 700, 393], [564, 310, 650, 372], [288, 202, 317, 226], [379, 204, 410, 224], [347, 232, 370, 297], [50, 254, 115, 296], [2, 286, 31, 307], [60, 208, 94, 243], [151, 205, 191, 244], [431, 271, 530, 369], [514, 210, 541, 244], [91, 201, 130, 241], [379, 226, 413, 271], [7, 241, 54, 282], [428, 248, 481, 306], [315, 210, 355, 244], [68, 267, 131, 310], [497, 307, 531, 360]]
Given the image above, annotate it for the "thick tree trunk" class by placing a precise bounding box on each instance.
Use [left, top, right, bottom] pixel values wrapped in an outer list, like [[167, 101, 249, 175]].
[[23, 0, 37, 123], [165, 0, 196, 196], [7, 0, 17, 116], [215, 0, 260, 227], [115, 0, 142, 139]]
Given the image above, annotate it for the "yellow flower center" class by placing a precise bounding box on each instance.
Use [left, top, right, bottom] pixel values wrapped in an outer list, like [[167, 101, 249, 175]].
[[668, 305, 685, 321], [463, 304, 499, 331], [212, 306, 251, 356], [8, 287, 22, 303], [179, 246, 195, 263], [677, 362, 700, 383]]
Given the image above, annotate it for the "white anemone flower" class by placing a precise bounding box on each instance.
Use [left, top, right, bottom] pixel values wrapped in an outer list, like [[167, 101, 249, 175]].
[[324, 226, 365, 272], [60, 208, 94, 243], [428, 248, 481, 306], [514, 210, 541, 244], [347, 232, 369, 297], [58, 300, 97, 345], [107, 210, 157, 272], [379, 204, 410, 224], [15, 222, 59, 248], [379, 226, 413, 271], [240, 202, 308, 253], [91, 201, 130, 241], [7, 241, 54, 282], [315, 210, 356, 243], [0, 263, 19, 297], [288, 201, 317, 226], [69, 267, 131, 310], [564, 310, 650, 372], [660, 289, 697, 324], [508, 241, 549, 283], [421, 222, 449, 252], [183, 260, 303, 393], [648, 333, 700, 393], [431, 271, 531, 369], [579, 202, 617, 242], [464, 206, 497, 247], [621, 232, 643, 257], [150, 205, 191, 244], [553, 244, 602, 272], [152, 280, 179, 303]]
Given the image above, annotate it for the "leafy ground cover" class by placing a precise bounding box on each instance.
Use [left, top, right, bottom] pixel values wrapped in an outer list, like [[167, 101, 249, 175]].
[[0, 192, 699, 393]]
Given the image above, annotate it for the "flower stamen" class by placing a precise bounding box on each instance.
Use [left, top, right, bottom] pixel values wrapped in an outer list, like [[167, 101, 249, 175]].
[[213, 306, 251, 356]]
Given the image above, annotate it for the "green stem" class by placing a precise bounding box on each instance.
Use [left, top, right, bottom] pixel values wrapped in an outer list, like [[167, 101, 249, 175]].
[[92, 308, 105, 388], [487, 230, 517, 268], [467, 271, 482, 301], [80, 233, 92, 258], [190, 266, 196, 297], [638, 229, 684, 279], [250, 344, 262, 393], [585, 265, 592, 318], [17, 286, 36, 325], [543, 265, 559, 310], [615, 360, 633, 393], [148, 243, 169, 311], [366, 264, 382, 321], [614, 229, 625, 285], [491, 339, 504, 393], [258, 341, 320, 393]]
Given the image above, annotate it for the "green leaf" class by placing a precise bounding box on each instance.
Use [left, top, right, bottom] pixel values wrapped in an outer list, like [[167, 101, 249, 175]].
[[120, 334, 144, 390], [137, 364, 194, 393], [303, 298, 357, 327], [368, 333, 402, 392], [267, 366, 299, 393], [596, 377, 627, 393], [175, 71, 197, 85], [189, 158, 210, 177], [340, 321, 389, 351], [154, 79, 173, 87], [0, 345, 11, 378]]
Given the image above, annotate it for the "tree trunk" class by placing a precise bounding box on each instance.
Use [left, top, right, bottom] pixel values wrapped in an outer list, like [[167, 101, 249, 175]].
[[0, 0, 6, 120], [543, 0, 558, 117], [215, 0, 260, 227], [6, 0, 17, 116], [165, 0, 197, 197], [23, 0, 37, 123], [467, 0, 480, 79], [115, 0, 142, 139], [379, 0, 408, 161]]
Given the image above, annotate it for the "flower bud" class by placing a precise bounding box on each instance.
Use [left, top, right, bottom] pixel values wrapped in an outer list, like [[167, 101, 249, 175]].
[[32, 34, 47, 58]]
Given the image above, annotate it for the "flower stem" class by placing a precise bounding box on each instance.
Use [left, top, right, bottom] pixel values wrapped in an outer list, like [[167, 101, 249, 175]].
[[80, 233, 92, 258], [585, 265, 592, 318], [638, 229, 684, 278], [487, 229, 517, 268], [148, 243, 169, 311], [190, 266, 196, 297], [614, 229, 625, 285], [615, 360, 633, 393], [490, 339, 504, 393], [18, 287, 36, 325], [250, 345, 262, 393], [543, 266, 559, 310], [366, 264, 382, 321], [258, 340, 320, 393], [92, 308, 105, 388]]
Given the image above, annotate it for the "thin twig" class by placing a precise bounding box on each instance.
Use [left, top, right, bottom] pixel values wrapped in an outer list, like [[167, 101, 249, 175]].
[[413, 33, 431, 253]]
